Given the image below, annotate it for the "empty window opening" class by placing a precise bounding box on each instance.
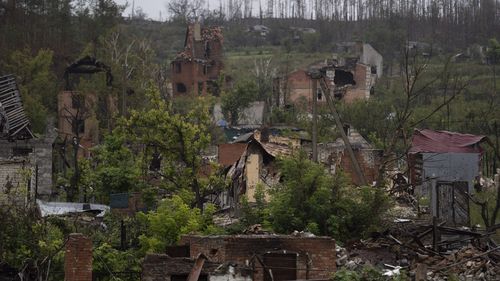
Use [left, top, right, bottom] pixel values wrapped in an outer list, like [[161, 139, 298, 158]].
[[334, 69, 356, 86], [12, 147, 33, 157], [204, 42, 211, 58], [176, 83, 187, 93], [72, 119, 85, 134], [175, 62, 182, 73], [317, 88, 323, 100], [72, 94, 84, 109], [198, 82, 203, 95]]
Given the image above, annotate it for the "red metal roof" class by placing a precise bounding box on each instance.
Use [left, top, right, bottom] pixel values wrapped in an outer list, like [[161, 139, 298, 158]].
[[409, 129, 486, 154], [218, 143, 247, 166]]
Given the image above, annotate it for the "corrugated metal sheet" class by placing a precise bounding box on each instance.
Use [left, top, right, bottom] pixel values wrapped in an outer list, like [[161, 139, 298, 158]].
[[218, 143, 247, 166], [110, 193, 129, 208], [0, 75, 34, 139]]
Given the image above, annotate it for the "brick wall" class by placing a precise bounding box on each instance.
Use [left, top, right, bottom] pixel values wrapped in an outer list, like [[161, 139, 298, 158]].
[[0, 124, 56, 197], [180, 235, 336, 281], [65, 233, 92, 281]]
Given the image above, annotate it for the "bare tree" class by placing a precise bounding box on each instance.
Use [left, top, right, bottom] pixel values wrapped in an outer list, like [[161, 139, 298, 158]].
[[376, 48, 471, 187], [166, 0, 205, 20]]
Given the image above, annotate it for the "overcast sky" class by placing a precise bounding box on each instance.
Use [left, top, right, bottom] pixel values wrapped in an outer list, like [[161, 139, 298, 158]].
[[116, 0, 223, 21]]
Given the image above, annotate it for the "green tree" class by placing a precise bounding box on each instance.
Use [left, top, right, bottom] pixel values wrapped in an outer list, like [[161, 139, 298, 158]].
[[268, 151, 391, 240], [89, 133, 143, 203], [2, 48, 57, 133], [221, 80, 258, 125], [137, 195, 220, 253], [118, 87, 219, 210]]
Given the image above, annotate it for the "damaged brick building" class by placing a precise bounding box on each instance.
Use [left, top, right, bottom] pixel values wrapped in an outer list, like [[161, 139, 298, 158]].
[[273, 43, 382, 109], [58, 56, 116, 157], [179, 235, 336, 281], [171, 22, 224, 96]]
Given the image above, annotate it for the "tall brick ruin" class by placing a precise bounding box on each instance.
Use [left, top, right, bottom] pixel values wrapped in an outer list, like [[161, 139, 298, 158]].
[[171, 22, 224, 97]]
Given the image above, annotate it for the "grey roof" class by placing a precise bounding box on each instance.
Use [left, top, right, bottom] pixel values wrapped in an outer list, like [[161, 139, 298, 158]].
[[36, 199, 109, 217], [0, 75, 34, 139], [231, 132, 254, 143]]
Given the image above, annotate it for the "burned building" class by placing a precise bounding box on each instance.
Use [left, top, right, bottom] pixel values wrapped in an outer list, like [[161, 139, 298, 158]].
[[142, 254, 252, 281], [0, 75, 55, 198], [314, 129, 383, 186], [179, 235, 336, 281], [212, 137, 286, 210], [408, 129, 488, 226], [171, 22, 224, 97], [274, 59, 377, 109], [332, 42, 383, 78], [58, 56, 115, 157]]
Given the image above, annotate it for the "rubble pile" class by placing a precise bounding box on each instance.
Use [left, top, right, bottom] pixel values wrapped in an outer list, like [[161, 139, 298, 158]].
[[335, 223, 500, 280], [420, 245, 500, 280]]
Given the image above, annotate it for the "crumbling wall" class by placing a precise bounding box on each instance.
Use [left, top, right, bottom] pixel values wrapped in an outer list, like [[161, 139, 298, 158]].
[[180, 235, 336, 281], [336, 149, 383, 186], [141, 254, 251, 281], [0, 125, 56, 197]]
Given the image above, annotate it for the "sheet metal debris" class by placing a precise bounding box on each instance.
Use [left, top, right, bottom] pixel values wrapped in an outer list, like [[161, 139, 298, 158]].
[[0, 75, 34, 140]]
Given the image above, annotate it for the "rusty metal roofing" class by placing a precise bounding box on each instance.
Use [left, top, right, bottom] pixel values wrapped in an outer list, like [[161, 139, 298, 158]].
[[0, 75, 34, 139], [409, 129, 486, 154], [218, 143, 248, 166], [260, 141, 292, 157]]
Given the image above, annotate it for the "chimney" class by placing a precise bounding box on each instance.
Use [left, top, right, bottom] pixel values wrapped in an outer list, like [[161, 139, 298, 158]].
[[260, 127, 270, 143], [65, 233, 92, 281], [194, 22, 201, 41]]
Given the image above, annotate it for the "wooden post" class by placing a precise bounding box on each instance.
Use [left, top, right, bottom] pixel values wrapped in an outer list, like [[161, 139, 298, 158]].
[[312, 78, 318, 162]]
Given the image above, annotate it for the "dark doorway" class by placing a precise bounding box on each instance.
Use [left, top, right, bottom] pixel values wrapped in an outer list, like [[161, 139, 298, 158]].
[[263, 253, 297, 281]]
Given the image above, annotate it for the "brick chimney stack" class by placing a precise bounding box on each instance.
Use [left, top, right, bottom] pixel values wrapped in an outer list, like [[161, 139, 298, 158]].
[[65, 233, 92, 281]]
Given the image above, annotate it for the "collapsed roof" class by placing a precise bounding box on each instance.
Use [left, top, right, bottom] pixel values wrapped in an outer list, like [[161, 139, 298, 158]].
[[0, 75, 34, 140], [63, 56, 113, 90]]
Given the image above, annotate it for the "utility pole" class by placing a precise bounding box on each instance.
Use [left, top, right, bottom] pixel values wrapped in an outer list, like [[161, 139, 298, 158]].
[[308, 67, 368, 186], [312, 78, 318, 162]]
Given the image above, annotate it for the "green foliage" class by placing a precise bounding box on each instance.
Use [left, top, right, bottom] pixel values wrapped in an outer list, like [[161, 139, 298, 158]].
[[93, 243, 141, 273], [120, 88, 217, 209], [332, 268, 361, 281], [0, 200, 64, 273], [268, 151, 391, 241], [240, 184, 270, 228], [221, 80, 258, 125], [89, 133, 143, 202], [2, 48, 57, 133], [137, 195, 222, 253]]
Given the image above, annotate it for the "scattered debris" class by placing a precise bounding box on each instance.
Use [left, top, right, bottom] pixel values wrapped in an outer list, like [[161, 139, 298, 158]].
[[335, 219, 500, 280]]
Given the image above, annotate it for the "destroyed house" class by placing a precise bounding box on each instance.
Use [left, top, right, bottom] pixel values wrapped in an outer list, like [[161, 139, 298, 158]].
[[142, 254, 252, 281], [179, 235, 336, 281], [171, 22, 224, 96], [212, 137, 286, 210], [0, 75, 55, 198], [409, 129, 487, 226], [58, 56, 116, 157], [314, 129, 383, 186], [273, 60, 376, 109]]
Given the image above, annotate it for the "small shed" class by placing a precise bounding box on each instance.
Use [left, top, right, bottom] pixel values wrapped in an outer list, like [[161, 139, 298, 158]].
[[408, 129, 487, 226]]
